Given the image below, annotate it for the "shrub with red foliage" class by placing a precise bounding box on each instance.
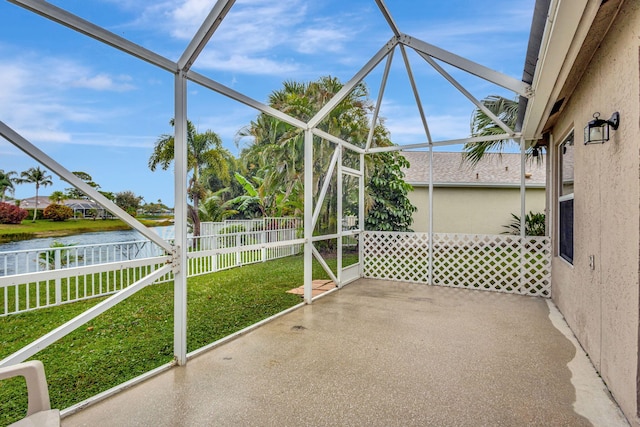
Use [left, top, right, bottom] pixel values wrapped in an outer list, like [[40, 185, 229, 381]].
[[43, 204, 74, 222], [0, 202, 29, 224]]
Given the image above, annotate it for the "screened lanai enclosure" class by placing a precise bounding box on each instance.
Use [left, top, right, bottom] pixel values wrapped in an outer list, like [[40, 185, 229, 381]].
[[0, 0, 551, 421]]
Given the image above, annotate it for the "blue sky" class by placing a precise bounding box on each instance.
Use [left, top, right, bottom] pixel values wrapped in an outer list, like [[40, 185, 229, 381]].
[[0, 0, 534, 206]]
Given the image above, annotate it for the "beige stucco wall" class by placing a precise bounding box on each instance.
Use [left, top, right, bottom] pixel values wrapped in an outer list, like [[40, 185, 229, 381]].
[[408, 186, 546, 234], [550, 2, 640, 423]]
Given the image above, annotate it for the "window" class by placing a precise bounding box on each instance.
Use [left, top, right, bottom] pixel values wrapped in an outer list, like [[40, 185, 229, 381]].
[[558, 132, 574, 264]]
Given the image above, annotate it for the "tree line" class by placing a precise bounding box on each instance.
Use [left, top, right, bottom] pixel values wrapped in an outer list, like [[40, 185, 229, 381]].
[[1, 74, 525, 229], [0, 167, 163, 222]]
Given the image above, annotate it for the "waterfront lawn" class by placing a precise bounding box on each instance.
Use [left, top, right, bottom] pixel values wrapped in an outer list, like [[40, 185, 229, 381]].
[[0, 253, 356, 425], [0, 218, 172, 243]]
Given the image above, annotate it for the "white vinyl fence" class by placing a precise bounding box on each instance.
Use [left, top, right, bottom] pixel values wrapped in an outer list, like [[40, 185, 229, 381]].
[[0, 218, 302, 316], [189, 217, 302, 276], [362, 231, 551, 297]]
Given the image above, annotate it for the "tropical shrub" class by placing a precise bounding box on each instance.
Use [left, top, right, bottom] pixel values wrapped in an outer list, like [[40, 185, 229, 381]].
[[39, 241, 81, 269], [365, 152, 416, 232], [43, 204, 74, 222], [503, 211, 546, 236], [0, 202, 28, 224]]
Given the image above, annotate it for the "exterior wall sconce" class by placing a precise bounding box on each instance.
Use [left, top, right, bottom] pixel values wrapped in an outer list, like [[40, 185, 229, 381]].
[[584, 112, 620, 144]]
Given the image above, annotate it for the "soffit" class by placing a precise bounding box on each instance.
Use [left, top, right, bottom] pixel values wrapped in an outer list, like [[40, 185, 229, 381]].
[[541, 0, 625, 134]]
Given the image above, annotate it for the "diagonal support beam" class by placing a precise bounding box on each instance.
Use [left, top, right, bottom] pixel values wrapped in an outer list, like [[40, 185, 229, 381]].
[[400, 45, 432, 144], [312, 246, 338, 285], [0, 121, 173, 253], [307, 37, 398, 129], [366, 48, 395, 150], [178, 0, 236, 71], [416, 50, 515, 135], [311, 148, 340, 231], [374, 0, 401, 37], [0, 265, 172, 367], [400, 34, 531, 97], [310, 128, 365, 155], [9, 0, 177, 73], [366, 133, 520, 153]]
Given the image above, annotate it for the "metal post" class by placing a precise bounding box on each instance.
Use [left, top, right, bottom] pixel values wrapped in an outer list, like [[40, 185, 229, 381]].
[[173, 71, 188, 365], [519, 136, 526, 293], [520, 136, 526, 238], [337, 145, 343, 287], [428, 145, 434, 285], [303, 130, 313, 304], [545, 136, 553, 237], [359, 153, 365, 277]]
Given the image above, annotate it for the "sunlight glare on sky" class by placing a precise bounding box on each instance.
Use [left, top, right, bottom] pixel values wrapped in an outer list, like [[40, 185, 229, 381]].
[[0, 0, 535, 206]]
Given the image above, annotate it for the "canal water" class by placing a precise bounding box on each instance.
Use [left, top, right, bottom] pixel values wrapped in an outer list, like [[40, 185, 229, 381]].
[[0, 226, 175, 253]]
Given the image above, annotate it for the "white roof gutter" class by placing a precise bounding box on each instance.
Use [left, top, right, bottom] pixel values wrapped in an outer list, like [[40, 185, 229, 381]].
[[521, 0, 601, 140]]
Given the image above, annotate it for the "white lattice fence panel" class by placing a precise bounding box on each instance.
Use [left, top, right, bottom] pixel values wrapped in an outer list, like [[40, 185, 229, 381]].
[[521, 237, 551, 297], [362, 232, 430, 283], [434, 234, 520, 294], [363, 232, 551, 298]]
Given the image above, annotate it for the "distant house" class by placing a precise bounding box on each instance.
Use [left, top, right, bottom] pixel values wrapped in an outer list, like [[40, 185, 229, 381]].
[[521, 0, 640, 423], [65, 200, 111, 218], [16, 196, 50, 211], [17, 196, 110, 218], [402, 152, 546, 234]]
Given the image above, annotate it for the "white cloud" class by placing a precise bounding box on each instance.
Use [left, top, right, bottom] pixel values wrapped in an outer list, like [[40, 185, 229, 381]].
[[165, 0, 307, 44], [72, 73, 135, 92], [170, 0, 213, 26], [295, 26, 350, 54], [196, 52, 299, 75], [403, 2, 533, 66], [19, 130, 72, 144], [124, 0, 365, 76], [0, 49, 137, 145], [68, 133, 155, 148]]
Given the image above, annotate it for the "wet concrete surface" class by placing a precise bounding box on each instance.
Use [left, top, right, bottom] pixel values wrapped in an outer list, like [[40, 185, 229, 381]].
[[63, 279, 626, 426]]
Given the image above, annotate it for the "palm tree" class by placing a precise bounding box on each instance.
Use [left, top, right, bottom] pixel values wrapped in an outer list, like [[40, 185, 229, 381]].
[[16, 166, 53, 221], [463, 95, 520, 165], [65, 171, 100, 200], [238, 77, 379, 221], [49, 191, 68, 204], [149, 119, 230, 236], [199, 189, 236, 222], [0, 169, 17, 203]]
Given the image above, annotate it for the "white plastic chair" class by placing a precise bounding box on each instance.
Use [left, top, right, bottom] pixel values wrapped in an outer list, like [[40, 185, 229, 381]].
[[0, 361, 60, 427]]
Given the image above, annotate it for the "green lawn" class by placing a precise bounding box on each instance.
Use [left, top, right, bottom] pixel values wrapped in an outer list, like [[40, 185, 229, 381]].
[[0, 253, 357, 425], [0, 218, 172, 243]]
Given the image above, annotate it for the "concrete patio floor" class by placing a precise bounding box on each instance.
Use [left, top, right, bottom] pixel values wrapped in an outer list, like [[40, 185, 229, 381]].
[[63, 279, 628, 426]]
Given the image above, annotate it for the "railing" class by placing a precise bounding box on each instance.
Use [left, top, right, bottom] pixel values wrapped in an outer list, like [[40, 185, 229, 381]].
[[0, 257, 170, 316], [0, 218, 302, 316], [0, 240, 165, 277], [188, 217, 302, 276], [362, 232, 551, 297]]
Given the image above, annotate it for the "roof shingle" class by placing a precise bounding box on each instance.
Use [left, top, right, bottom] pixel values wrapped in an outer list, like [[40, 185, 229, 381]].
[[401, 151, 546, 187]]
